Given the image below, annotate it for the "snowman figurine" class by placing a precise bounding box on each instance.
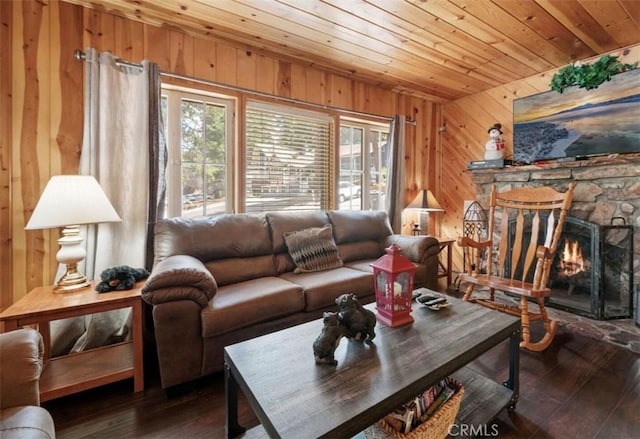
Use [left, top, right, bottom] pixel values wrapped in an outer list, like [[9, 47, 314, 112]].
[[484, 123, 506, 160]]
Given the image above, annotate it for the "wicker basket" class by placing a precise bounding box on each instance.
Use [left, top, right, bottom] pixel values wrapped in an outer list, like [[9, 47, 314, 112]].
[[364, 380, 464, 439]]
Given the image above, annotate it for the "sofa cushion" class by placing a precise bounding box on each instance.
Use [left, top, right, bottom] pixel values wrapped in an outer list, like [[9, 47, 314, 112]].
[[284, 225, 343, 273], [153, 213, 272, 265], [280, 266, 373, 311], [266, 211, 330, 254], [206, 255, 278, 286], [201, 277, 305, 338], [274, 252, 296, 274], [337, 241, 384, 263], [327, 210, 392, 244], [344, 258, 379, 273]]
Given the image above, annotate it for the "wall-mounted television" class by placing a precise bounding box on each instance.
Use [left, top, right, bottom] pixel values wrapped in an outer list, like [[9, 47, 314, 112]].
[[513, 68, 640, 164]]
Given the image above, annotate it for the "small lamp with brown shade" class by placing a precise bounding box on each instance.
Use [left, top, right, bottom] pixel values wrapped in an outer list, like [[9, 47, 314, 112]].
[[405, 189, 444, 235]]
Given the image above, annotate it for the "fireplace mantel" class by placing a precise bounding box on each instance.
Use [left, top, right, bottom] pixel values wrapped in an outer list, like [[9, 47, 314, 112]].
[[466, 152, 640, 177], [465, 152, 640, 292]]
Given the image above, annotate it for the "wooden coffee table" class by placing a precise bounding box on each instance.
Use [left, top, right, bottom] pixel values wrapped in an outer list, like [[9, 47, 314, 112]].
[[224, 295, 520, 438]]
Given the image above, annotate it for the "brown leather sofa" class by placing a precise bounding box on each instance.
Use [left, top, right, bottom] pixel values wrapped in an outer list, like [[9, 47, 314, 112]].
[[142, 210, 440, 389], [0, 329, 56, 439]]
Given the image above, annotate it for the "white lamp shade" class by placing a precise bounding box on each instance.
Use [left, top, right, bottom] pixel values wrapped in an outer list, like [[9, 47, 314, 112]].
[[25, 175, 122, 230], [406, 189, 444, 212]]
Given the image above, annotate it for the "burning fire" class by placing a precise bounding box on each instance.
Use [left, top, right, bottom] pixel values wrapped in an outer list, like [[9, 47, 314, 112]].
[[560, 238, 585, 275]]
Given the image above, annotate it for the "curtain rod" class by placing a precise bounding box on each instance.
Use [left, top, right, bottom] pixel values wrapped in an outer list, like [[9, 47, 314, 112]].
[[74, 49, 416, 125]]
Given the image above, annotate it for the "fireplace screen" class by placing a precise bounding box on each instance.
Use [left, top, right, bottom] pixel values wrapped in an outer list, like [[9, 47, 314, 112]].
[[549, 217, 634, 319], [508, 216, 634, 320]]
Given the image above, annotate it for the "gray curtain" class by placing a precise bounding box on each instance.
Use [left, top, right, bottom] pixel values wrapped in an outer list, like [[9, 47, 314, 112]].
[[50, 48, 165, 355], [146, 62, 167, 271], [80, 49, 155, 276], [385, 115, 406, 233]]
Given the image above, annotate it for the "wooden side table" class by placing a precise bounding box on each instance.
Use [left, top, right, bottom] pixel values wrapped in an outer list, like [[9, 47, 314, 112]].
[[435, 237, 455, 287], [0, 281, 144, 402]]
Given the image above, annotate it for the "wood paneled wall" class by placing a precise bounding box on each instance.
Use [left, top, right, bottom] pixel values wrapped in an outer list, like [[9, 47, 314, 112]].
[[440, 44, 640, 277], [1, 0, 439, 308]]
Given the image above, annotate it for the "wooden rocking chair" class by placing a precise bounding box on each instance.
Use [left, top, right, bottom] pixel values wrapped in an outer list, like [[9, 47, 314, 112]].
[[457, 183, 575, 351]]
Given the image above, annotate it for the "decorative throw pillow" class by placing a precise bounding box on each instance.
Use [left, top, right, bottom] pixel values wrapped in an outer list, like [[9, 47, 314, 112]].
[[284, 225, 344, 273]]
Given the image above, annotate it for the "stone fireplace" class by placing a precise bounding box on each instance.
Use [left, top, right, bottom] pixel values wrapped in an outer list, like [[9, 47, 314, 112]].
[[468, 153, 640, 321]]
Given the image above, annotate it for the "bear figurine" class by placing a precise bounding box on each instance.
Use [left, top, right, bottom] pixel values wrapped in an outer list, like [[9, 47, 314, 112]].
[[335, 293, 376, 342], [313, 312, 344, 365], [95, 265, 150, 293]]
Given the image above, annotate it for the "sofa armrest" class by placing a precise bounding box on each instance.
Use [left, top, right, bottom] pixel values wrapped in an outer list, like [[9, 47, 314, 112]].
[[142, 255, 218, 307], [0, 329, 44, 409], [384, 234, 440, 264]]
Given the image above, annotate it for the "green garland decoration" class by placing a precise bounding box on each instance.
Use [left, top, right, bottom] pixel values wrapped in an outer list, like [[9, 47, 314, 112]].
[[550, 55, 638, 93]]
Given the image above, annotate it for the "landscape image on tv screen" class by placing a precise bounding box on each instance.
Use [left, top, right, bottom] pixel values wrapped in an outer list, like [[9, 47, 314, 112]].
[[513, 68, 640, 164]]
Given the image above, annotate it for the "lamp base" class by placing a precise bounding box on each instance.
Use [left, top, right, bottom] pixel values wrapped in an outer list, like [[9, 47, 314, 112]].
[[54, 225, 91, 293], [55, 263, 91, 292]]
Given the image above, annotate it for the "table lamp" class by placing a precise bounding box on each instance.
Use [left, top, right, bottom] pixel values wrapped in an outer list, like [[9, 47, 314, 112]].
[[25, 175, 122, 291], [406, 189, 444, 235]]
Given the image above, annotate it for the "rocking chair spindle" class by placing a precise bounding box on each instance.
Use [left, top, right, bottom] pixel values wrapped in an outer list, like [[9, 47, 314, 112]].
[[457, 183, 575, 351]]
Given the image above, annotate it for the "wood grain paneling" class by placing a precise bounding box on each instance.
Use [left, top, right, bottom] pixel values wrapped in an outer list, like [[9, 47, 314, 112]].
[[63, 0, 640, 102], [1, 0, 13, 312], [3, 1, 436, 303], [20, 0, 48, 292]]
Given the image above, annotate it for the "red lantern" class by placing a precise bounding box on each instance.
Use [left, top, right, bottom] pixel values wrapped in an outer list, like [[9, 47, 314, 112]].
[[371, 244, 416, 327]]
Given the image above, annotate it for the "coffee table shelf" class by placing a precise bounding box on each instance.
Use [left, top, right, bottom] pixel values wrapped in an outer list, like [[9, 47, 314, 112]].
[[225, 296, 520, 438], [235, 365, 514, 438], [452, 367, 515, 429]]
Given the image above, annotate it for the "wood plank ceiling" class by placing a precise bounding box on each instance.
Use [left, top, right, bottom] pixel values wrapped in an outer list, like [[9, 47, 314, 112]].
[[64, 0, 640, 102]]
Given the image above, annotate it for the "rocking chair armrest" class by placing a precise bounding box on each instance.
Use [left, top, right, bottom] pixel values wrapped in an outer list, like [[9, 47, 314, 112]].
[[457, 236, 492, 249], [536, 245, 551, 260]]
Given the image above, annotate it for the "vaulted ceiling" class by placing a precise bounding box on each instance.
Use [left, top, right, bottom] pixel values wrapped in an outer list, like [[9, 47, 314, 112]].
[[65, 0, 640, 102]]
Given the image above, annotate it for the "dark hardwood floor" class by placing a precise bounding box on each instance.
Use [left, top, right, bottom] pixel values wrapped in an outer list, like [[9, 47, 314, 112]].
[[44, 324, 639, 439]]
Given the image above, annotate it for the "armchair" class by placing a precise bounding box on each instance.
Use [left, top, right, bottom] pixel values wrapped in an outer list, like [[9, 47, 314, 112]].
[[0, 328, 55, 438]]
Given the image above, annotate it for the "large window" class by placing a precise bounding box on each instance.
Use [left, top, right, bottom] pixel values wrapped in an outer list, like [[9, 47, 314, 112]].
[[245, 101, 332, 213], [161, 85, 387, 218], [339, 120, 388, 211], [162, 87, 234, 217]]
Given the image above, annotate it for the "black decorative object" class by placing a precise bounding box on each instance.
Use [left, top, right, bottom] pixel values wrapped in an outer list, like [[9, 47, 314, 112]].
[[335, 293, 376, 341], [95, 265, 150, 293], [312, 312, 344, 365], [312, 293, 377, 366], [462, 201, 487, 273]]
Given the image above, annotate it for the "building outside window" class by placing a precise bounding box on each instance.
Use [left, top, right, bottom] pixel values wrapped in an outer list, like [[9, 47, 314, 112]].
[[339, 120, 388, 211]]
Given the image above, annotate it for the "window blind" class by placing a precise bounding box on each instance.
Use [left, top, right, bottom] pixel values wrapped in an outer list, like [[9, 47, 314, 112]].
[[245, 102, 332, 213]]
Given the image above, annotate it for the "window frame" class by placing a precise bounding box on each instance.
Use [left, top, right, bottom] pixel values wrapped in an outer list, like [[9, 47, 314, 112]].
[[338, 117, 389, 211], [161, 85, 236, 218]]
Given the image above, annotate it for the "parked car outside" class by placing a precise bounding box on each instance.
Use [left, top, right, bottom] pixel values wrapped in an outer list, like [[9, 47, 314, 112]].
[[338, 181, 362, 202]]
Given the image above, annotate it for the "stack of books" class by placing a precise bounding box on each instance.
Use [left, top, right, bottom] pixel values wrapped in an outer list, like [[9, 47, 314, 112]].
[[381, 377, 458, 434]]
